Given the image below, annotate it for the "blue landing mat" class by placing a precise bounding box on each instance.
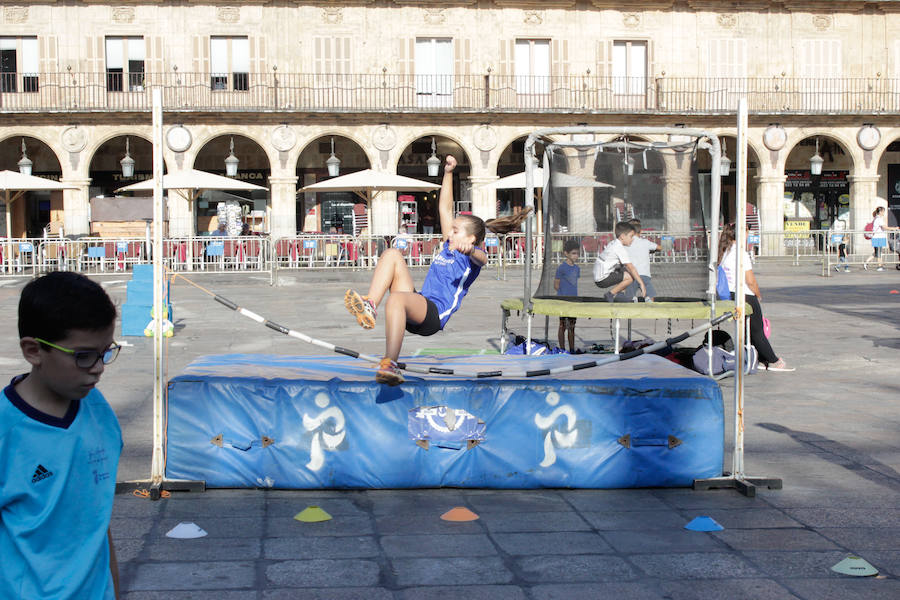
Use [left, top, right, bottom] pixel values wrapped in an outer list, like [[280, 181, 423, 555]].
[[165, 354, 723, 489]]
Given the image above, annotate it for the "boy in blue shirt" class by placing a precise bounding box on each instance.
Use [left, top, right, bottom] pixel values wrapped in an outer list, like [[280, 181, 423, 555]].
[[1, 271, 122, 599], [554, 239, 581, 352], [344, 155, 487, 386]]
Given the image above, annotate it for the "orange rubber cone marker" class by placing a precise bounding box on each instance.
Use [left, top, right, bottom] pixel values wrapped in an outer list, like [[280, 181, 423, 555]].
[[440, 507, 479, 522]]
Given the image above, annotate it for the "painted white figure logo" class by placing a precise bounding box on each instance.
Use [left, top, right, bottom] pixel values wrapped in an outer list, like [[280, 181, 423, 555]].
[[533, 392, 578, 467], [302, 392, 346, 471]]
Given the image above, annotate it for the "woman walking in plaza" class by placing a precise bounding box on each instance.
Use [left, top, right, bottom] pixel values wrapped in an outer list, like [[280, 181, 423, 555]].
[[864, 206, 896, 272], [718, 223, 794, 372]]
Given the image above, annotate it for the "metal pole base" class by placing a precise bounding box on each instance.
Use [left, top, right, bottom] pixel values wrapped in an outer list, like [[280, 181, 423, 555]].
[[116, 478, 206, 500], [693, 475, 782, 498]]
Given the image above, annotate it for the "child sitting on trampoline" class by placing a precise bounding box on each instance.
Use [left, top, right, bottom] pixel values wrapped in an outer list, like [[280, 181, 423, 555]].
[[344, 155, 487, 386], [594, 221, 646, 302]]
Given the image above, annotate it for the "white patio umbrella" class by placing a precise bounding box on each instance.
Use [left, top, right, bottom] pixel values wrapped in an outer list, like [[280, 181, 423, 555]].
[[480, 168, 613, 237], [0, 170, 78, 271], [116, 168, 268, 201], [299, 169, 440, 234]]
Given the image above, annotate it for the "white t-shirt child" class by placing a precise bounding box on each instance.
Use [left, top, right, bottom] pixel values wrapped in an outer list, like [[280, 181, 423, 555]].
[[593, 239, 631, 281]]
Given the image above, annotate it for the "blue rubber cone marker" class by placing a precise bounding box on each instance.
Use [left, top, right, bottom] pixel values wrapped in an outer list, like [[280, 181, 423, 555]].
[[684, 516, 724, 531]]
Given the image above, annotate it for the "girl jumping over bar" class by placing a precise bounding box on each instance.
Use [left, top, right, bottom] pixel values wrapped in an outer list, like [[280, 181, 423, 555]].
[[344, 155, 487, 386]]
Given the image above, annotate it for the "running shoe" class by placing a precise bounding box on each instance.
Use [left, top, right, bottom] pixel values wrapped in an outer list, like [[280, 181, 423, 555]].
[[844, 267, 851, 273], [344, 289, 377, 329], [877, 267, 885, 272], [766, 359, 795, 372], [864, 263, 869, 271], [375, 357, 404, 386], [604, 291, 615, 303]]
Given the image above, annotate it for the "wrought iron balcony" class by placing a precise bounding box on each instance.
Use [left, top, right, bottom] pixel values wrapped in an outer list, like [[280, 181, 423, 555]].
[[0, 71, 897, 115]]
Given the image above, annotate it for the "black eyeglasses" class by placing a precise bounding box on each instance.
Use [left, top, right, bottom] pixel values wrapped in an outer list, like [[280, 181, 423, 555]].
[[34, 338, 121, 369]]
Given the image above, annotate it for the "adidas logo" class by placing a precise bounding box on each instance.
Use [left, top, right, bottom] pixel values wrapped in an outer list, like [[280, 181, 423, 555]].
[[31, 464, 53, 484]]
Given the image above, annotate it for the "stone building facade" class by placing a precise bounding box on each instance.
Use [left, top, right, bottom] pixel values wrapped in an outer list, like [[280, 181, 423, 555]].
[[1, 0, 899, 240]]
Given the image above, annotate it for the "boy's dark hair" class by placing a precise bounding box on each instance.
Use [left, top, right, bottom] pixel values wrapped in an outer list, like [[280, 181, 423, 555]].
[[18, 272, 117, 342], [614, 221, 636, 238], [459, 214, 486, 246], [563, 240, 580, 253], [628, 218, 641, 229]]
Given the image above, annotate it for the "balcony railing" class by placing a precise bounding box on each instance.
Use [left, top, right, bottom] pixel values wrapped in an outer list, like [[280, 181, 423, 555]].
[[1, 71, 898, 115]]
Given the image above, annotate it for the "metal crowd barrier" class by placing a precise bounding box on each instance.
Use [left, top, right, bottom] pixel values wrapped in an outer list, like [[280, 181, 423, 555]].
[[165, 236, 269, 273], [3, 227, 894, 281]]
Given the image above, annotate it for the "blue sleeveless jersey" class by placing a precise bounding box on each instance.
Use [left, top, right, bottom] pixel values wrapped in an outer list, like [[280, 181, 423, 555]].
[[0, 377, 121, 600], [420, 241, 482, 329]]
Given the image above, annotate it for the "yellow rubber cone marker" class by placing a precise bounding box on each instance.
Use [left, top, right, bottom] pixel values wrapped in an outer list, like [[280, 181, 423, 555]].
[[294, 505, 332, 523], [440, 507, 479, 522]]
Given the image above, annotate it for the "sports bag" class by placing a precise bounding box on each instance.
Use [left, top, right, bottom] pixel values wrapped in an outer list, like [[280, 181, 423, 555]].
[[716, 265, 731, 300]]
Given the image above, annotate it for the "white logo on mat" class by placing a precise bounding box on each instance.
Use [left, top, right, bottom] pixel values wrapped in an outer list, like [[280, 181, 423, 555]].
[[534, 392, 578, 467], [302, 393, 346, 471]]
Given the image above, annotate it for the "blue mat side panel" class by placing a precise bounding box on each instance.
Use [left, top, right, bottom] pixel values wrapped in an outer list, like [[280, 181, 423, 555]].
[[165, 355, 723, 489]]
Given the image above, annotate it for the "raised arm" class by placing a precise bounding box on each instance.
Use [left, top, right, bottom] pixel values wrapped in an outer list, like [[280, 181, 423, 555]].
[[439, 155, 457, 241]]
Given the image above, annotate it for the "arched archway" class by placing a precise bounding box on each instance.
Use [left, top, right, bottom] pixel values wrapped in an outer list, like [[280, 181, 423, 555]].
[[193, 135, 270, 234], [700, 136, 762, 227], [876, 136, 900, 227], [0, 135, 63, 237], [395, 135, 472, 236], [784, 135, 853, 230], [296, 135, 371, 233]]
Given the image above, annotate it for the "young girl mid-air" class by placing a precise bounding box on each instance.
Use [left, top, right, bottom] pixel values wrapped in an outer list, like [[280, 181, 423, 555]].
[[344, 155, 487, 385]]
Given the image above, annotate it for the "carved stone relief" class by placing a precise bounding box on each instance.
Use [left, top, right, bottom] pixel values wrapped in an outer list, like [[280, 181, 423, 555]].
[[112, 7, 135, 24], [524, 11, 544, 25], [623, 13, 641, 29], [813, 14, 832, 31], [217, 7, 240, 24], [716, 14, 737, 29], [4, 6, 28, 23], [424, 8, 445, 25], [323, 7, 343, 24]]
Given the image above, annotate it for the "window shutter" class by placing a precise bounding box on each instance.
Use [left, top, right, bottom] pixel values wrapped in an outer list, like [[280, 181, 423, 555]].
[[251, 37, 267, 74], [396, 37, 413, 75], [193, 35, 209, 74], [551, 39, 568, 77], [595, 40, 612, 78], [83, 36, 103, 73], [146, 37, 164, 75], [454, 37, 471, 76], [40, 35, 58, 72], [498, 39, 514, 77]]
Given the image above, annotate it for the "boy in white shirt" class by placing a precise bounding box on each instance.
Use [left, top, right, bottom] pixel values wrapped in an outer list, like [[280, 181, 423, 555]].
[[593, 221, 646, 302], [624, 218, 658, 301]]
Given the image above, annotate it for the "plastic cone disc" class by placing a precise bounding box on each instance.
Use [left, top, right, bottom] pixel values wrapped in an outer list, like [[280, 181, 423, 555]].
[[831, 556, 878, 577], [684, 516, 724, 531], [165, 522, 208, 539], [294, 505, 332, 523], [440, 507, 479, 522]]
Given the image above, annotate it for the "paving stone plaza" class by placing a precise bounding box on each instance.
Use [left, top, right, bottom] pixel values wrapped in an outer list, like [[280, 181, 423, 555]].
[[1, 263, 898, 599]]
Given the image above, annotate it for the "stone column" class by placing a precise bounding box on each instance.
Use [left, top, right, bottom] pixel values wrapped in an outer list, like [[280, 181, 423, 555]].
[[662, 174, 693, 232], [848, 174, 880, 253], [268, 176, 299, 239], [467, 175, 499, 221], [755, 175, 786, 256], [61, 178, 92, 236], [372, 191, 398, 236], [167, 189, 194, 238]]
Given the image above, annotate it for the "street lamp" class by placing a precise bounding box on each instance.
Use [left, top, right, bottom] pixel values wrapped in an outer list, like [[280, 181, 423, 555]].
[[809, 137, 824, 176], [120, 137, 135, 178], [17, 138, 32, 176], [325, 137, 341, 177], [426, 137, 441, 177], [720, 138, 731, 177], [224, 136, 239, 177]]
